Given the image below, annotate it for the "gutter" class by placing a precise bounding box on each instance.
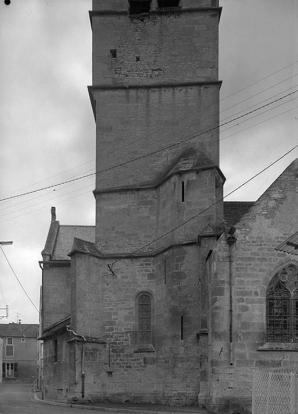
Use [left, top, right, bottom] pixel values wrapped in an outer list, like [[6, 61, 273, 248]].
[[39, 260, 70, 270]]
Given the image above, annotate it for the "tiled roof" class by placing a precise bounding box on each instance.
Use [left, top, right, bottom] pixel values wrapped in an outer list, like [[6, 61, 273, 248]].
[[276, 231, 298, 256], [52, 225, 95, 260], [224, 201, 254, 227], [0, 323, 39, 338]]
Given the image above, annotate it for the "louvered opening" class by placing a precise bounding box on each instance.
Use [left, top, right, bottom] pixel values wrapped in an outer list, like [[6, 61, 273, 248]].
[[129, 0, 151, 14], [157, 0, 180, 8]]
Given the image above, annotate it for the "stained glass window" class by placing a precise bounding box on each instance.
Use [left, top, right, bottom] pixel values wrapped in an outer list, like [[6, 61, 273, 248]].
[[266, 264, 298, 343], [138, 294, 152, 344]]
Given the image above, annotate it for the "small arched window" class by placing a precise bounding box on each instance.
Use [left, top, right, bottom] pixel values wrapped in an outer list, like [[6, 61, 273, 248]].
[[266, 264, 298, 343], [138, 293, 152, 345]]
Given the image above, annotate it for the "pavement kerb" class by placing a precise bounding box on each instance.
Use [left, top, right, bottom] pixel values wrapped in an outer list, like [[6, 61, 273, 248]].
[[32, 391, 207, 414]]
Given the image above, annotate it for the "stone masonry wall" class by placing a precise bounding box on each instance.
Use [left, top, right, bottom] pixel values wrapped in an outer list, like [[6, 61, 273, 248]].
[[42, 266, 71, 331], [95, 168, 222, 253], [206, 161, 298, 414], [93, 85, 220, 191], [68, 244, 201, 405], [92, 11, 219, 86], [43, 331, 70, 402]]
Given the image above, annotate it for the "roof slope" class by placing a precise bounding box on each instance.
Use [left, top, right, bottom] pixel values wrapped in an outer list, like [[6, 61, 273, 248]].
[[41, 208, 95, 261], [0, 323, 39, 338], [161, 148, 225, 184], [227, 158, 298, 229], [52, 225, 95, 260], [224, 201, 255, 227]]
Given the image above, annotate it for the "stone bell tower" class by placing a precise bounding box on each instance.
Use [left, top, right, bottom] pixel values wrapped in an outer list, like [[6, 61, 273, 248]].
[[87, 0, 224, 406], [89, 0, 223, 252]]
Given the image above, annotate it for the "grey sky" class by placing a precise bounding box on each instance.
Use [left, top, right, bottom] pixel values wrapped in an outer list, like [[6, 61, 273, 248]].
[[0, 0, 297, 324]]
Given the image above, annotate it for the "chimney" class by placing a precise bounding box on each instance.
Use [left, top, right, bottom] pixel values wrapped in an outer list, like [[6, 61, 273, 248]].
[[51, 207, 56, 222]]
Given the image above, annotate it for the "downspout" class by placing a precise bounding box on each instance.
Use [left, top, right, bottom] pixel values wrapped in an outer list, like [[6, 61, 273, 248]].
[[226, 228, 236, 366], [81, 342, 85, 398]]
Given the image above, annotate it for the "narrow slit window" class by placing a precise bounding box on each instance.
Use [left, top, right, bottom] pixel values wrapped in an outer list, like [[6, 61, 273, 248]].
[[53, 339, 58, 362], [181, 181, 185, 202], [181, 315, 184, 340]]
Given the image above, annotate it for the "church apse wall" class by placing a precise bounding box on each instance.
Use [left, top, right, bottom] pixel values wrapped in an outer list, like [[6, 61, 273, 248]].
[[67, 244, 201, 405]]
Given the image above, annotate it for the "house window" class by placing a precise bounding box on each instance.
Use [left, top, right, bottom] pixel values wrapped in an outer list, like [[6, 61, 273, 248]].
[[138, 293, 152, 345], [2, 363, 17, 378], [129, 0, 151, 15], [6, 338, 13, 357], [266, 263, 298, 343]]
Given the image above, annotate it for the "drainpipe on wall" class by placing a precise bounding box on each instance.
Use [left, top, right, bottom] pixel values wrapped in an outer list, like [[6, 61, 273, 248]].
[[81, 342, 85, 398], [226, 227, 236, 366]]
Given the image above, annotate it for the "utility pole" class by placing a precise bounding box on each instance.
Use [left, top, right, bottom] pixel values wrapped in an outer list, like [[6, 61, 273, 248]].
[[0, 241, 13, 320]]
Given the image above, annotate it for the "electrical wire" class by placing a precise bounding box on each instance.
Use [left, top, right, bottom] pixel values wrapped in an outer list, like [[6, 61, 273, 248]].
[[5, 101, 298, 222], [220, 60, 298, 102], [1, 68, 297, 211], [221, 83, 298, 123], [1, 62, 298, 204], [3, 100, 296, 223], [110, 143, 298, 268], [221, 104, 298, 142], [2, 80, 295, 216], [221, 75, 298, 117], [0, 87, 297, 223], [0, 245, 39, 313], [1, 88, 297, 204], [221, 95, 298, 134]]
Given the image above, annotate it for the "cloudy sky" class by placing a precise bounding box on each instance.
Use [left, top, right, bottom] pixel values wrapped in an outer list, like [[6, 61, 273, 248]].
[[0, 0, 297, 325]]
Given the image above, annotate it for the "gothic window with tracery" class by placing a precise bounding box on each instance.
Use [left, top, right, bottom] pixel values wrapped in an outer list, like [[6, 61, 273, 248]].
[[138, 293, 152, 345], [266, 263, 298, 343]]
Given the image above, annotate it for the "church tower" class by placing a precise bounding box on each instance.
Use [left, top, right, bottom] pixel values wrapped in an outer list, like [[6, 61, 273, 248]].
[[85, 0, 224, 405], [89, 0, 223, 252]]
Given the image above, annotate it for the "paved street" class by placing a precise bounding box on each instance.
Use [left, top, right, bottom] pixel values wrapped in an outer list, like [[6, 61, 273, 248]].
[[0, 382, 107, 414], [0, 382, 208, 414]]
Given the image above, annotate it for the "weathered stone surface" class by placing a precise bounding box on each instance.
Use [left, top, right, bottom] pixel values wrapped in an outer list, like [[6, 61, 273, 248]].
[[206, 160, 298, 413]]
